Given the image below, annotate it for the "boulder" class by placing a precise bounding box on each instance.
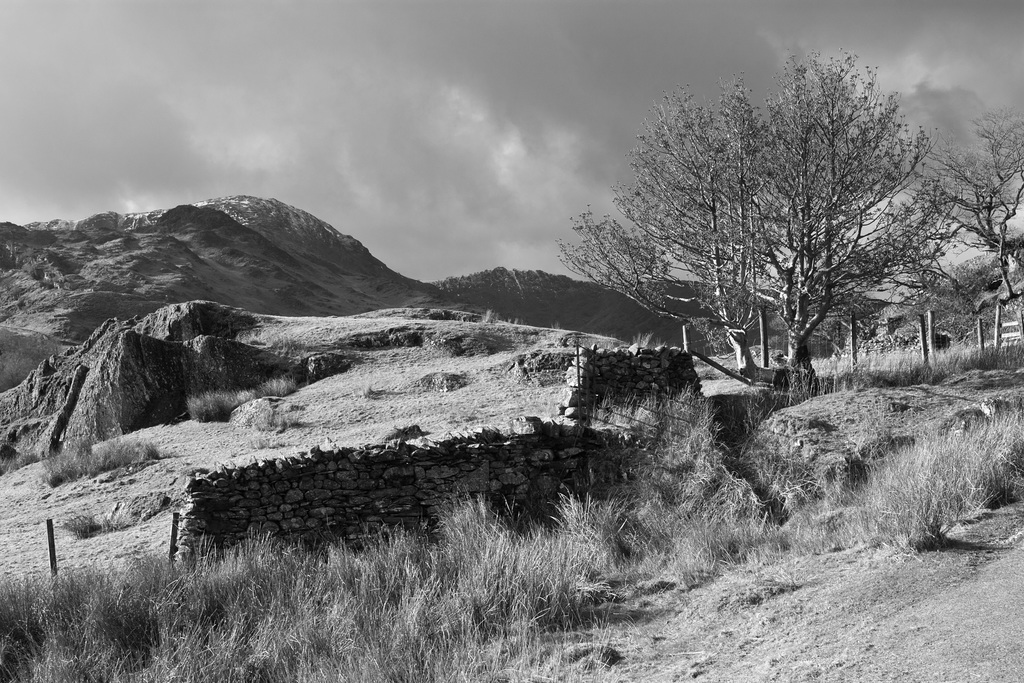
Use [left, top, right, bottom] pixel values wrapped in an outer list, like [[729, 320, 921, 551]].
[[0, 302, 292, 454], [230, 397, 300, 431], [303, 352, 351, 383]]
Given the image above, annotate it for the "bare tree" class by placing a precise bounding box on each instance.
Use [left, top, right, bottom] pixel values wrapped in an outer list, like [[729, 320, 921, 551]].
[[561, 53, 936, 374], [561, 81, 765, 375], [756, 54, 934, 368], [922, 109, 1024, 304]]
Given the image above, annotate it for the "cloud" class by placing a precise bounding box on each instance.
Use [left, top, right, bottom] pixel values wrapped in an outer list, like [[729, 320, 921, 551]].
[[0, 1, 1022, 282]]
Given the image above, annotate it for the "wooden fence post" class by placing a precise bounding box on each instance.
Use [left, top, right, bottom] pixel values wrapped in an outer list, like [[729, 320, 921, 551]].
[[681, 324, 691, 353], [977, 317, 986, 350], [1017, 311, 1024, 347], [926, 310, 936, 358], [849, 312, 859, 369], [918, 314, 929, 364], [759, 308, 769, 368], [46, 519, 57, 577], [168, 512, 180, 563], [995, 304, 1003, 349]]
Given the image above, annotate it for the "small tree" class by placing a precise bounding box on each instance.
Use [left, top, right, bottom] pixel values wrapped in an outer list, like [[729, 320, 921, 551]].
[[922, 109, 1024, 304], [561, 53, 937, 374]]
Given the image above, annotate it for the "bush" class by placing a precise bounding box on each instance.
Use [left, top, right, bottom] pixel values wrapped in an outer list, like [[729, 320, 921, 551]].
[[42, 438, 162, 487]]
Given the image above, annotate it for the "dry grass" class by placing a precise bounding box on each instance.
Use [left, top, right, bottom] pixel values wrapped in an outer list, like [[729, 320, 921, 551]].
[[62, 511, 135, 539], [42, 438, 163, 487], [188, 376, 299, 422], [0, 501, 609, 683], [0, 448, 44, 477], [824, 342, 1024, 390], [858, 415, 1024, 549]]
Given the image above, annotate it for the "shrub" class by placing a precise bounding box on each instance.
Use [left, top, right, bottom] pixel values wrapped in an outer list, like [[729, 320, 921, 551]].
[[42, 438, 162, 487]]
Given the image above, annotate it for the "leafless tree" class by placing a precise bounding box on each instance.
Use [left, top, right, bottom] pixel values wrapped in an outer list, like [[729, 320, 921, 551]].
[[561, 53, 937, 374], [561, 81, 764, 374], [922, 109, 1024, 304]]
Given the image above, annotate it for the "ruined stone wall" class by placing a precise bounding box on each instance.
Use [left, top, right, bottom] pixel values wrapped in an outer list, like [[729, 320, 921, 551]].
[[558, 344, 701, 419], [181, 417, 624, 549]]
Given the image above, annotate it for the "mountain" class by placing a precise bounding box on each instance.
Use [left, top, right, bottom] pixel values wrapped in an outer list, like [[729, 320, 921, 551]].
[[0, 196, 450, 340], [433, 267, 703, 345]]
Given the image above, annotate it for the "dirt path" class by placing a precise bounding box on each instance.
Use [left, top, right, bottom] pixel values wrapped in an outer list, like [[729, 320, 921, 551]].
[[598, 502, 1024, 682]]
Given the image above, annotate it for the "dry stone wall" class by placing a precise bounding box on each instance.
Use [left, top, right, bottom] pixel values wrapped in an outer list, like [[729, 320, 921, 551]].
[[181, 417, 626, 549], [558, 344, 701, 419]]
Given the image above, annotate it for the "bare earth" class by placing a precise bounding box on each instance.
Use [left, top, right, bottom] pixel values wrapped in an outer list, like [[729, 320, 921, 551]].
[[2, 312, 1024, 681]]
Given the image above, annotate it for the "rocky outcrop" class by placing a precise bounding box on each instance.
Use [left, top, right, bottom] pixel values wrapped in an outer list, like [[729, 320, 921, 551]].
[[133, 300, 259, 342], [0, 301, 292, 455]]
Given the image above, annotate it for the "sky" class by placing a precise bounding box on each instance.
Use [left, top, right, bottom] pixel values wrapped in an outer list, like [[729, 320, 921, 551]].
[[2, 0, 1023, 281]]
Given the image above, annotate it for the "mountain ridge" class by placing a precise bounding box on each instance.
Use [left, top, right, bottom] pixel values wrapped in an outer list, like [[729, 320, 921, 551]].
[[434, 266, 704, 345], [1, 196, 451, 340]]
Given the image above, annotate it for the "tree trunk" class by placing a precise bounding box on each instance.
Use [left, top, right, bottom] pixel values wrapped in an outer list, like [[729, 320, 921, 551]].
[[790, 343, 814, 371], [727, 327, 757, 378]]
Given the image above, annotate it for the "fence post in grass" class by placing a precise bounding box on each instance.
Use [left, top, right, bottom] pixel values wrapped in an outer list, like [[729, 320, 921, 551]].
[[918, 314, 929, 364], [168, 512, 180, 563], [849, 312, 859, 369], [681, 324, 691, 353], [1017, 311, 1024, 348], [46, 519, 57, 577], [926, 309, 936, 358], [759, 307, 769, 368], [977, 317, 986, 350], [995, 304, 1003, 349]]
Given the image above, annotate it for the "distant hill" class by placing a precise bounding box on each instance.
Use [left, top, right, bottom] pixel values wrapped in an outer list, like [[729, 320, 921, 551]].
[[0, 196, 451, 340], [433, 267, 705, 345]]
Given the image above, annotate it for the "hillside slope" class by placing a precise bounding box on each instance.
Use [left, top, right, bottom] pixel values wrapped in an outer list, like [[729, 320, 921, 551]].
[[0, 196, 451, 340], [434, 267, 706, 345]]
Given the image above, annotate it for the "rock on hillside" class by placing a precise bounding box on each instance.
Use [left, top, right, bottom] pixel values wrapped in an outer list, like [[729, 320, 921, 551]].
[[0, 196, 451, 340], [434, 267, 707, 346], [0, 301, 291, 456]]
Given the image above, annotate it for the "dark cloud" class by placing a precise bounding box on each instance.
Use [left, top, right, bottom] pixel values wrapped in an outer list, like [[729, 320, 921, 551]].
[[0, 1, 1021, 280]]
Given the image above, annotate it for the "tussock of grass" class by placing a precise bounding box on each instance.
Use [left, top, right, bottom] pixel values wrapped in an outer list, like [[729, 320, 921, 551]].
[[188, 376, 299, 423], [63, 511, 134, 539], [42, 438, 162, 487], [859, 415, 1024, 550]]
